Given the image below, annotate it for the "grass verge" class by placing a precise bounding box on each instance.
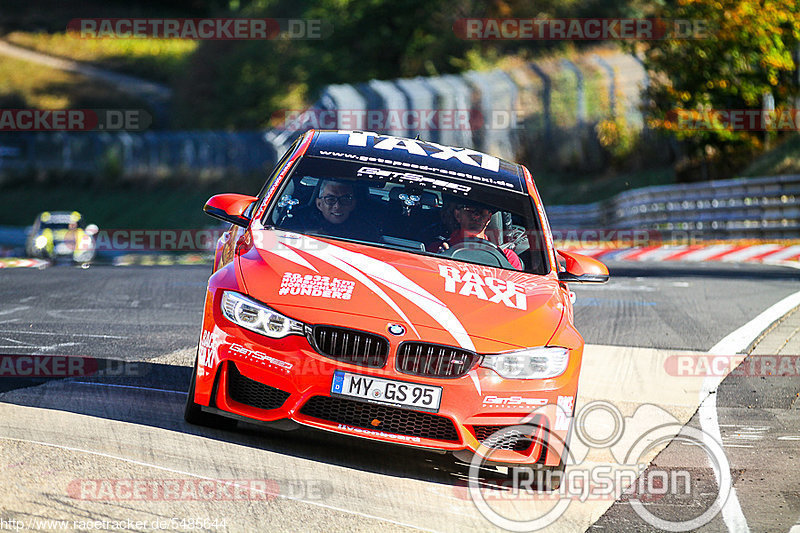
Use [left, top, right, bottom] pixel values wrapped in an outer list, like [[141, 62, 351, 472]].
[[4, 31, 196, 84], [741, 135, 800, 177], [0, 185, 227, 229], [0, 54, 148, 109]]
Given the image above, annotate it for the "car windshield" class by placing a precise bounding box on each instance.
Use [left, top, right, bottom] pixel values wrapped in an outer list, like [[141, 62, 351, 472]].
[[41, 222, 73, 230], [265, 156, 549, 275]]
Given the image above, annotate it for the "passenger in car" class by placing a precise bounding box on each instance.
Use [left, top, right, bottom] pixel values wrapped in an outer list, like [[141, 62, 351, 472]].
[[430, 200, 522, 270], [283, 179, 381, 242]]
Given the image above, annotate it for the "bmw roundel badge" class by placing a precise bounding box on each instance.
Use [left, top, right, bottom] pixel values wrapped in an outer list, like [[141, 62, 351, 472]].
[[387, 323, 405, 336]]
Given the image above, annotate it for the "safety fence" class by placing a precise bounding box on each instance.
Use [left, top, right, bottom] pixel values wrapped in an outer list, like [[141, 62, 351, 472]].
[[546, 174, 800, 241], [0, 49, 648, 184], [266, 50, 650, 170], [0, 131, 274, 184]]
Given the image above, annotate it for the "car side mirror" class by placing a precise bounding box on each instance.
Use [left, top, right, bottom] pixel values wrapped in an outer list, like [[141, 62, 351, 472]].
[[204, 194, 259, 228], [557, 250, 609, 283]]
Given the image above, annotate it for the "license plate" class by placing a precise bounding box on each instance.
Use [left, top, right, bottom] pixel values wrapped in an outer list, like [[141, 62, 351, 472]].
[[331, 371, 442, 412]]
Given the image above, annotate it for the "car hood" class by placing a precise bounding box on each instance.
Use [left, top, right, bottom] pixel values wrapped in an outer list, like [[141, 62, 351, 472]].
[[237, 230, 565, 352]]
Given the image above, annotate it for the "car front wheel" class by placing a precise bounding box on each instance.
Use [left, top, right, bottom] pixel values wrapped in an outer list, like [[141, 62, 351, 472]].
[[184, 353, 237, 430]]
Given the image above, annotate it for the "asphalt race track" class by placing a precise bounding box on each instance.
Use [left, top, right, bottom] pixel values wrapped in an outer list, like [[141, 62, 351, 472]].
[[1, 261, 799, 532]]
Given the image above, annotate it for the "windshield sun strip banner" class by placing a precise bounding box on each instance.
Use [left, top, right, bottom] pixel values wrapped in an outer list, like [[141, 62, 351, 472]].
[[293, 156, 530, 215], [311, 151, 526, 194]]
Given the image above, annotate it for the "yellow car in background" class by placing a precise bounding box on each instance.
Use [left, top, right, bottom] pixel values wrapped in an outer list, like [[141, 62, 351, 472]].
[[25, 211, 98, 264]]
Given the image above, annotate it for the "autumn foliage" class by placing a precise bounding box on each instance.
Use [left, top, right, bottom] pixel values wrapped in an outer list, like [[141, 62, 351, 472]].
[[642, 0, 800, 179]]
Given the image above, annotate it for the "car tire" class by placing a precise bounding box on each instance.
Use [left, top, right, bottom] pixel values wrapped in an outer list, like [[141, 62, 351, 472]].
[[184, 354, 237, 430]]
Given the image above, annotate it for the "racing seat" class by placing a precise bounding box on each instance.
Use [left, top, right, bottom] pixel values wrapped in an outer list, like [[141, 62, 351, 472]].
[[384, 188, 440, 240], [485, 211, 506, 245], [486, 211, 526, 271]]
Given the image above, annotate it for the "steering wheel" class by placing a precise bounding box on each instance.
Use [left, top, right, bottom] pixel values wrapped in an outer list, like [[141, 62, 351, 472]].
[[441, 237, 514, 269]]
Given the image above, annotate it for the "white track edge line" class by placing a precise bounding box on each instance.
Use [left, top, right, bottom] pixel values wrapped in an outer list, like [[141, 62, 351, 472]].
[[701, 289, 800, 533]]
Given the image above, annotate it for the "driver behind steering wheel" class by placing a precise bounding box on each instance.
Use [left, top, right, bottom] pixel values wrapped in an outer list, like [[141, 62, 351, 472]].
[[428, 200, 522, 270]]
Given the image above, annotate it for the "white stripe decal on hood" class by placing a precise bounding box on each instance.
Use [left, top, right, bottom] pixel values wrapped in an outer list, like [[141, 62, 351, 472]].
[[272, 239, 318, 272], [468, 369, 482, 394], [287, 240, 422, 340], [281, 236, 475, 351]]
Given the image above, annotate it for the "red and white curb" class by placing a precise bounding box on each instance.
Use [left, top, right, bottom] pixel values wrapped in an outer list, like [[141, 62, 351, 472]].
[[563, 244, 800, 266], [0, 258, 49, 269], [2, 246, 799, 268]]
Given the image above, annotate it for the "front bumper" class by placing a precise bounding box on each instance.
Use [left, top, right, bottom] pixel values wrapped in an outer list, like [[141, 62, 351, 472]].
[[193, 284, 581, 467]]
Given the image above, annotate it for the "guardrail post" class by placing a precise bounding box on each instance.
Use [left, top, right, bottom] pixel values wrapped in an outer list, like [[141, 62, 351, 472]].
[[527, 62, 552, 143], [591, 55, 617, 117], [394, 77, 437, 142], [560, 59, 586, 127]]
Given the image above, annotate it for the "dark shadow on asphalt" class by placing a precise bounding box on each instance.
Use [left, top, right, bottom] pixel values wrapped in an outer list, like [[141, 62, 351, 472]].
[[0, 359, 519, 490]]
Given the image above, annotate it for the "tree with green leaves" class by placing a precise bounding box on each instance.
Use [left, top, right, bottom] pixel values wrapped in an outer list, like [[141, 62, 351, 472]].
[[642, 0, 800, 180], [173, 0, 640, 129]]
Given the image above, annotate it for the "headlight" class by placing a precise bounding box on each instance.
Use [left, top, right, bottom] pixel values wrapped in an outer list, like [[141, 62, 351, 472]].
[[34, 235, 48, 249], [481, 347, 569, 379], [220, 291, 305, 339]]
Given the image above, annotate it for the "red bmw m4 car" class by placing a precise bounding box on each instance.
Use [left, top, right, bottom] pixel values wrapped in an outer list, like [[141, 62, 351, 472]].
[[184, 129, 608, 479]]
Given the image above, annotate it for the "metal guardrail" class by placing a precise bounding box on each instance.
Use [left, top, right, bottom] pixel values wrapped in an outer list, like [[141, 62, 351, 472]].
[[545, 174, 800, 240], [0, 131, 275, 184]]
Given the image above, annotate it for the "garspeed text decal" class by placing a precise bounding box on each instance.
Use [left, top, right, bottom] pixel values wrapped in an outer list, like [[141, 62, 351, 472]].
[[228, 343, 293, 371], [439, 265, 527, 310], [356, 166, 471, 194], [482, 395, 548, 408]]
